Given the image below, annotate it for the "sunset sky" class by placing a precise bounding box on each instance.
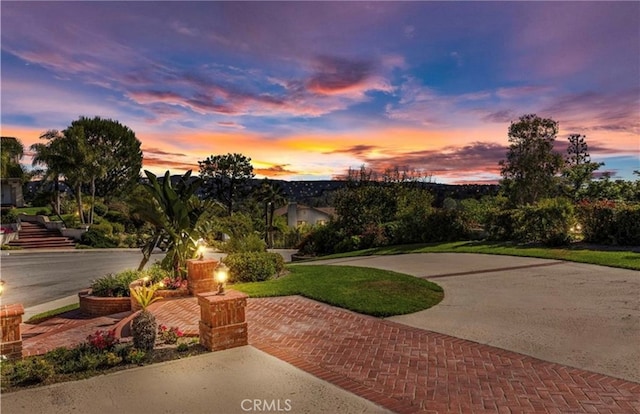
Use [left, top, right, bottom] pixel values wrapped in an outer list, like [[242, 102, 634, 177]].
[[1, 1, 638, 183]]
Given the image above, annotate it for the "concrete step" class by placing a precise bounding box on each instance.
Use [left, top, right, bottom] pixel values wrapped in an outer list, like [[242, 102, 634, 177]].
[[11, 221, 75, 249]]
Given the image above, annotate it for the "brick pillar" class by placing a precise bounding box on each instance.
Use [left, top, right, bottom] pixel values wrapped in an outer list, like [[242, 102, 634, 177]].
[[197, 290, 248, 351], [187, 259, 219, 295], [1, 303, 24, 360]]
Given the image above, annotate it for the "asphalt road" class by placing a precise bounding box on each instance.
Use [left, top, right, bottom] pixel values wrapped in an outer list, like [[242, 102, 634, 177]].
[[0, 249, 296, 309], [0, 250, 154, 308]]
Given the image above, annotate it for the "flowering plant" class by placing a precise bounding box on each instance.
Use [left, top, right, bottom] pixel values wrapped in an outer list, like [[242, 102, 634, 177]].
[[86, 329, 119, 351], [160, 277, 187, 290], [158, 325, 184, 344]]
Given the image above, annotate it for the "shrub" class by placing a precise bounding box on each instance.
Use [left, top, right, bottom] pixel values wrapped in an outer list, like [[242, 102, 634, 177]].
[[422, 209, 471, 242], [125, 348, 147, 364], [158, 325, 184, 344], [486, 198, 575, 246], [60, 213, 81, 228], [90, 221, 113, 235], [86, 329, 119, 351], [92, 201, 109, 217], [224, 232, 266, 253], [2, 358, 54, 386], [0, 208, 18, 224], [132, 310, 157, 351], [297, 221, 344, 256], [80, 228, 117, 248], [90, 270, 141, 297], [146, 265, 172, 283], [578, 201, 640, 245], [223, 252, 284, 283], [176, 343, 189, 352]]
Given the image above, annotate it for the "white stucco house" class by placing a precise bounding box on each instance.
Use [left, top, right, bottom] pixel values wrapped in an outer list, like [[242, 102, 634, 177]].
[[274, 202, 335, 227]]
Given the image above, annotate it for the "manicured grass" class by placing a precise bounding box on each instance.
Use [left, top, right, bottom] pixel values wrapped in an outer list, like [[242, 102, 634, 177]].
[[316, 241, 640, 271], [14, 206, 51, 215], [26, 303, 79, 324], [233, 265, 444, 317]]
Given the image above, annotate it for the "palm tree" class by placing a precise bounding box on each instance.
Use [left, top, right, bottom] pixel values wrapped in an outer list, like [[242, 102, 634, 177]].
[[31, 131, 65, 217], [31, 128, 92, 224], [135, 170, 215, 276], [257, 179, 287, 248]]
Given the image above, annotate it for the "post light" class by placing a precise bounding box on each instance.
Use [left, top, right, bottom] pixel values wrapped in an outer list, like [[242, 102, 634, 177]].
[[196, 238, 206, 260], [0, 280, 5, 297], [142, 276, 150, 287], [214, 262, 229, 295]]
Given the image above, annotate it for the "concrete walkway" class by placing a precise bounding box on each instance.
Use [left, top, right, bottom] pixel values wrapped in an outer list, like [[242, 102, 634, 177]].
[[310, 254, 640, 383]]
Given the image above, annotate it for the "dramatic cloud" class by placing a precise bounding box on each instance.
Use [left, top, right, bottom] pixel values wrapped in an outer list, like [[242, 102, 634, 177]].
[[2, 2, 637, 182], [306, 56, 373, 95]]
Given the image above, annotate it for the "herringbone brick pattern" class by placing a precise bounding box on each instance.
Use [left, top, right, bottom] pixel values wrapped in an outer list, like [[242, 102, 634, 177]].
[[21, 295, 640, 413], [246, 296, 640, 414], [21, 310, 129, 356]]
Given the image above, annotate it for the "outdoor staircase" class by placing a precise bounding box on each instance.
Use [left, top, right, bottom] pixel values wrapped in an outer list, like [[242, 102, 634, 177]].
[[8, 222, 76, 249]]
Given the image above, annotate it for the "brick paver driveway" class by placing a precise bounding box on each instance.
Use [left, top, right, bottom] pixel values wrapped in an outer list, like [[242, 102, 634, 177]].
[[247, 296, 640, 414]]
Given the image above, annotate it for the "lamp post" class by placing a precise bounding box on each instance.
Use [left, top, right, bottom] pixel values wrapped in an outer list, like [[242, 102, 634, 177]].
[[196, 238, 206, 260], [214, 262, 229, 295]]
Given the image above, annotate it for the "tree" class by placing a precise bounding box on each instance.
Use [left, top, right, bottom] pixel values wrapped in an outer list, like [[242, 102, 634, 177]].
[[562, 134, 603, 200], [30, 117, 143, 225], [0, 137, 25, 179], [64, 116, 142, 221], [499, 114, 564, 206], [31, 128, 92, 224], [256, 179, 287, 248], [135, 170, 214, 274], [198, 153, 255, 216]]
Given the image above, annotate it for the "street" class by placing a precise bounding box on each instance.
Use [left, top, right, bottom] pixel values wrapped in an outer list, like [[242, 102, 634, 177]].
[[0, 249, 296, 309], [0, 250, 153, 308]]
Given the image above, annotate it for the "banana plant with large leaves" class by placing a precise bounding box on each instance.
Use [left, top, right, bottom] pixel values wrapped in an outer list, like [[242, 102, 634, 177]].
[[136, 170, 215, 276]]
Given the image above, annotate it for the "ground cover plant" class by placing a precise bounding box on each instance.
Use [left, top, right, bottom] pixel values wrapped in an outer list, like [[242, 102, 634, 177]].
[[0, 329, 203, 393], [314, 241, 640, 271], [234, 265, 443, 317]]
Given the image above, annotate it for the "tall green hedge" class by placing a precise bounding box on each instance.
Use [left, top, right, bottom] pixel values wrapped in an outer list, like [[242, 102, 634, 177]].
[[577, 201, 640, 245]]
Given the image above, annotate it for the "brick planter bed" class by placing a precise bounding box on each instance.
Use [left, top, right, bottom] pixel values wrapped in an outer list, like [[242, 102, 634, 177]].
[[129, 279, 189, 312], [78, 289, 132, 316]]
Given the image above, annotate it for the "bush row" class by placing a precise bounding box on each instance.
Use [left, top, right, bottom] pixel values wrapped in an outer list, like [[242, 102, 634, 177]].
[[577, 201, 640, 246], [299, 197, 640, 255], [485, 198, 575, 246], [298, 208, 472, 256]]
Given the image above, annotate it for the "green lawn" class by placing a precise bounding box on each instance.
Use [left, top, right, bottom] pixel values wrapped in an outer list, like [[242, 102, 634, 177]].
[[26, 303, 79, 323], [15, 206, 51, 215], [234, 265, 444, 317], [314, 241, 640, 271]]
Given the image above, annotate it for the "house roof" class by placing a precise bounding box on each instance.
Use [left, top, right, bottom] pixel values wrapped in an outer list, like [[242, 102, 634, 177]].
[[274, 203, 336, 217]]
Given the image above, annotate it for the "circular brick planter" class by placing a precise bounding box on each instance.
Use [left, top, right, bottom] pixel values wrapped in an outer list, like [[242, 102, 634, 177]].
[[78, 289, 132, 316]]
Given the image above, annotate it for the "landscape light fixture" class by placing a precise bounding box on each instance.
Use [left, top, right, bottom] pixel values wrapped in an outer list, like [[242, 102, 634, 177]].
[[0, 280, 5, 297], [196, 238, 206, 260], [214, 262, 229, 295]]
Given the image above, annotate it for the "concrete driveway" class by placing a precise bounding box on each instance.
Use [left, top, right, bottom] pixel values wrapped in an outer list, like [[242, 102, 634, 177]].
[[308, 253, 640, 382]]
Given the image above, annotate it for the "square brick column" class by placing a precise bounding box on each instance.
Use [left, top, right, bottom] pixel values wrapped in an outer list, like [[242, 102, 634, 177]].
[[187, 259, 218, 295], [1, 303, 24, 360], [197, 290, 248, 351]]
